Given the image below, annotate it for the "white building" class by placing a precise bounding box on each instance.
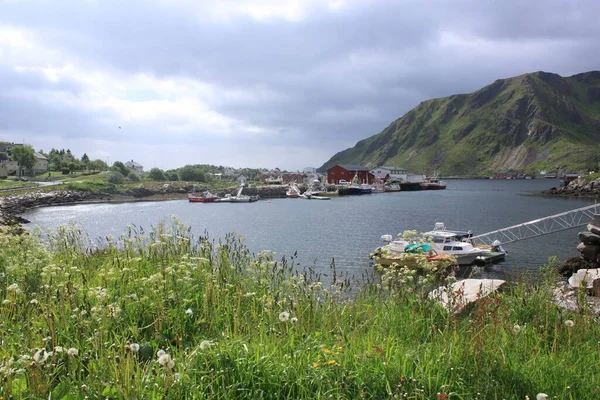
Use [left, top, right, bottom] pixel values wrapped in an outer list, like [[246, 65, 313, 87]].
[[370, 166, 408, 182], [125, 160, 144, 174], [303, 167, 317, 175], [32, 152, 48, 174]]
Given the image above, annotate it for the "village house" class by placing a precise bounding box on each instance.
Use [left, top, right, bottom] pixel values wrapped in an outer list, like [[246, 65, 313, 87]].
[[327, 164, 374, 184], [125, 160, 144, 174], [369, 165, 423, 183]]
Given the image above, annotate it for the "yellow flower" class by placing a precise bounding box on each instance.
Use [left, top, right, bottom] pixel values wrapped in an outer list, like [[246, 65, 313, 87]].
[[327, 360, 336, 366], [323, 348, 331, 354], [312, 362, 319, 368]]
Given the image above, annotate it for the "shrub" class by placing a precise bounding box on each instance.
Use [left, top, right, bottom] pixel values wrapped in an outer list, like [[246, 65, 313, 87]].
[[107, 171, 125, 184], [127, 171, 140, 182]]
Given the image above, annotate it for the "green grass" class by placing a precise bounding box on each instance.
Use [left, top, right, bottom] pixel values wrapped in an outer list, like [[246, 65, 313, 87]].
[[0, 219, 597, 399]]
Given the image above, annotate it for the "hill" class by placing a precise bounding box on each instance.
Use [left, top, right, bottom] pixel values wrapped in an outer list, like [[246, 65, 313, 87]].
[[320, 71, 600, 175]]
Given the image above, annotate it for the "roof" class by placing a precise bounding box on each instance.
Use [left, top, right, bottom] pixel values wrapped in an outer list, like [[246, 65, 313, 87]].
[[382, 165, 406, 170], [333, 164, 369, 172], [126, 160, 143, 167], [34, 152, 47, 160]]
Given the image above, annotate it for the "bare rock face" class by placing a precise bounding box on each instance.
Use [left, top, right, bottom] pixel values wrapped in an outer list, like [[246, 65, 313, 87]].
[[429, 279, 506, 313], [568, 269, 600, 291]]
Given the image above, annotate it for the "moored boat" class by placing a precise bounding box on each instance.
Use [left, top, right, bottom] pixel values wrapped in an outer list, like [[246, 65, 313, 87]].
[[188, 191, 220, 203], [420, 176, 446, 190], [384, 182, 401, 192]]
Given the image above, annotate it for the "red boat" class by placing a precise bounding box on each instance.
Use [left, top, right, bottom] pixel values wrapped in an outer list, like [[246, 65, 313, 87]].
[[188, 191, 220, 203]]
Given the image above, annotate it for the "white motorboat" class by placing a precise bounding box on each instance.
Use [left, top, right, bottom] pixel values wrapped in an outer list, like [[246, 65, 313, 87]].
[[220, 184, 259, 203], [379, 223, 486, 266]]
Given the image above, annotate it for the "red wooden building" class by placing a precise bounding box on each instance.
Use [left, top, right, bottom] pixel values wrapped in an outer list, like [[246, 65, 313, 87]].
[[327, 164, 375, 184]]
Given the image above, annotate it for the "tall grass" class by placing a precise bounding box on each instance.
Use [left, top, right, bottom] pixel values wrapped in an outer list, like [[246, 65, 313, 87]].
[[0, 218, 598, 399]]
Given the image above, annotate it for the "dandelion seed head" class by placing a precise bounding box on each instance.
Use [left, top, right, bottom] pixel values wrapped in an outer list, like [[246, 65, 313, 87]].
[[513, 324, 522, 333], [200, 340, 214, 351], [130, 343, 140, 352], [157, 349, 166, 357], [67, 348, 79, 356], [29, 299, 39, 305], [279, 311, 290, 322], [290, 317, 298, 324], [565, 320, 574, 327], [185, 308, 193, 317], [536, 393, 548, 400]]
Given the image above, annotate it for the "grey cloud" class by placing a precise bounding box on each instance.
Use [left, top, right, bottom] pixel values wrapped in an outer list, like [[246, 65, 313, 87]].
[[1, 0, 600, 169]]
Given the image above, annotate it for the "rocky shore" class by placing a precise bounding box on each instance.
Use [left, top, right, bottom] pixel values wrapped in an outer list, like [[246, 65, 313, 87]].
[[545, 177, 600, 198], [0, 184, 295, 227]]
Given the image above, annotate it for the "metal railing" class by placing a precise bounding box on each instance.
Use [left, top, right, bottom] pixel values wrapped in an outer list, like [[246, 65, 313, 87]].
[[470, 203, 600, 246]]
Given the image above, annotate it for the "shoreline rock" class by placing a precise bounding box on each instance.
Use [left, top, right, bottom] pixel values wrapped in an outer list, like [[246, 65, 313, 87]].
[[545, 177, 600, 198]]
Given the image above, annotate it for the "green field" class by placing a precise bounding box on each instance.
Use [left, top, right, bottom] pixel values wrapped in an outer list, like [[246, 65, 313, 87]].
[[0, 220, 596, 399]]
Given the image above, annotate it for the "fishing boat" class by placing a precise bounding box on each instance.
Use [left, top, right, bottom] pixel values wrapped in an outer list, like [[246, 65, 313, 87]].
[[372, 178, 386, 193], [188, 191, 220, 203], [348, 173, 372, 195], [286, 183, 302, 198], [219, 184, 259, 203], [420, 175, 446, 190]]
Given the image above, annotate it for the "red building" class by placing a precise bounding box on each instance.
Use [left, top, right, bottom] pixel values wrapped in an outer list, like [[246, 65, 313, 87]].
[[327, 164, 375, 184]]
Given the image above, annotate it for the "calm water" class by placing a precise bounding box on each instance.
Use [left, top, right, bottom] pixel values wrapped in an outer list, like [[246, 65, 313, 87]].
[[23, 179, 594, 282]]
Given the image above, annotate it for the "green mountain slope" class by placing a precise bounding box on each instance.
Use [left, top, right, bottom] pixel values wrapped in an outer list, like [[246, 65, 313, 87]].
[[320, 71, 600, 175]]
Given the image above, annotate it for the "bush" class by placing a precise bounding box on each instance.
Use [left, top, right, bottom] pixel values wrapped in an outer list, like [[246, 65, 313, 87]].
[[107, 171, 125, 184], [148, 167, 167, 181], [127, 172, 140, 182]]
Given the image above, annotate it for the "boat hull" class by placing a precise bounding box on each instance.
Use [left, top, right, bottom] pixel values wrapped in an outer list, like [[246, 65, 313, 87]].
[[188, 196, 219, 203]]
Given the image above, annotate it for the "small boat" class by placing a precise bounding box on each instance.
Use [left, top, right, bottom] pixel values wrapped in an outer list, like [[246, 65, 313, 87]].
[[301, 191, 331, 200], [219, 184, 259, 203], [384, 182, 401, 192], [188, 191, 220, 203], [286, 183, 302, 198], [420, 175, 446, 190], [378, 222, 488, 266], [372, 178, 386, 193]]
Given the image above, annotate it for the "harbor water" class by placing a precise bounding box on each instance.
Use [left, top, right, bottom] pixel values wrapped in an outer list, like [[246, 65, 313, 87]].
[[23, 179, 593, 283]]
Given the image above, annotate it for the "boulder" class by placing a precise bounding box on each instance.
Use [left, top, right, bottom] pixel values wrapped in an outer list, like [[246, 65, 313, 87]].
[[578, 231, 600, 245], [576, 242, 600, 261], [568, 269, 600, 290], [588, 223, 600, 236], [429, 279, 506, 313]]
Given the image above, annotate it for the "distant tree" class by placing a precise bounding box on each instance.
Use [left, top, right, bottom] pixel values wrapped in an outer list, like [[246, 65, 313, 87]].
[[107, 171, 125, 184], [11, 145, 36, 176], [90, 159, 108, 171], [179, 165, 207, 182], [81, 153, 90, 163], [165, 170, 179, 181], [148, 167, 167, 181], [112, 161, 129, 176], [0, 152, 8, 162], [127, 171, 140, 182]]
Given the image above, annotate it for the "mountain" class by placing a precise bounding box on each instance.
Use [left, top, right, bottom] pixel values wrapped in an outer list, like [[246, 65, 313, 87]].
[[320, 71, 600, 175]]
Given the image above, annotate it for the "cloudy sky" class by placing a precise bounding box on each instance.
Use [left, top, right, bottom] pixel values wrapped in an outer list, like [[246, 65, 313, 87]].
[[1, 0, 599, 171]]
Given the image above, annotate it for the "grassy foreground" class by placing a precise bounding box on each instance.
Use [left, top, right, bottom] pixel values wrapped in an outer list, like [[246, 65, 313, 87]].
[[0, 220, 598, 399]]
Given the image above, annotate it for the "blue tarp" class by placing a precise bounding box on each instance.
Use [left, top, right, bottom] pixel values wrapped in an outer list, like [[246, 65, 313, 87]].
[[404, 243, 432, 253]]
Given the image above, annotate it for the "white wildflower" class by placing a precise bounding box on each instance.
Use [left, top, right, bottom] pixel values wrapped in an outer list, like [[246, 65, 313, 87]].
[[200, 340, 214, 351], [29, 299, 39, 305], [513, 324, 522, 333], [174, 372, 181, 381], [290, 317, 298, 324], [7, 283, 19, 292], [54, 346, 64, 353], [67, 348, 79, 356], [185, 308, 193, 317], [157, 353, 175, 369], [157, 349, 166, 357], [536, 394, 548, 400], [278, 311, 290, 322], [565, 320, 574, 327], [2, 299, 11, 305], [33, 349, 49, 364], [130, 343, 140, 352]]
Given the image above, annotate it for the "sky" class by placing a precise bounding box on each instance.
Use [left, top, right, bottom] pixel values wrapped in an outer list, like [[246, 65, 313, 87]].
[[1, 0, 599, 171]]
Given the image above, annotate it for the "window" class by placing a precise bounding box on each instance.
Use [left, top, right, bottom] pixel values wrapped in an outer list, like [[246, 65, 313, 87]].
[[443, 246, 453, 251]]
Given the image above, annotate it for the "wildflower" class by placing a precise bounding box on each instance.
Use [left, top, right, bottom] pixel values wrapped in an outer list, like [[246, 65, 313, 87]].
[[7, 283, 19, 292], [130, 343, 140, 352], [33, 349, 49, 364], [327, 360, 336, 365], [536, 394, 548, 400], [290, 317, 298, 324], [278, 311, 290, 322], [185, 308, 193, 317], [200, 340, 214, 351], [437, 393, 448, 400], [67, 348, 79, 356], [565, 320, 574, 327], [513, 324, 522, 333], [29, 299, 39, 305], [54, 346, 64, 353], [312, 362, 319, 368], [157, 349, 166, 357], [174, 372, 181, 381], [157, 353, 175, 369], [2, 299, 11, 305]]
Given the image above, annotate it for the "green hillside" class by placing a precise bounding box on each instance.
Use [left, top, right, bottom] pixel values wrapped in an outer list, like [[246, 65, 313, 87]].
[[321, 71, 600, 175]]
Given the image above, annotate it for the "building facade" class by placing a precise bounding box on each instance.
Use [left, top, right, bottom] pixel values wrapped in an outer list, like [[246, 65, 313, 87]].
[[327, 164, 374, 184]]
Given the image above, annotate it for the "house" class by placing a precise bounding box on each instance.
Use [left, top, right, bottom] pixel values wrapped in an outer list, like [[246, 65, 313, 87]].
[[263, 175, 283, 185], [32, 152, 48, 174], [237, 175, 248, 184], [303, 167, 317, 175], [281, 173, 304, 183], [125, 160, 144, 174], [370, 166, 408, 182], [327, 164, 375, 184], [0, 165, 7, 179]]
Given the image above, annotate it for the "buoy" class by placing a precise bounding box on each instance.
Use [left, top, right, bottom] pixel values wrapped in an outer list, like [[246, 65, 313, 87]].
[[268, 200, 271, 203]]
